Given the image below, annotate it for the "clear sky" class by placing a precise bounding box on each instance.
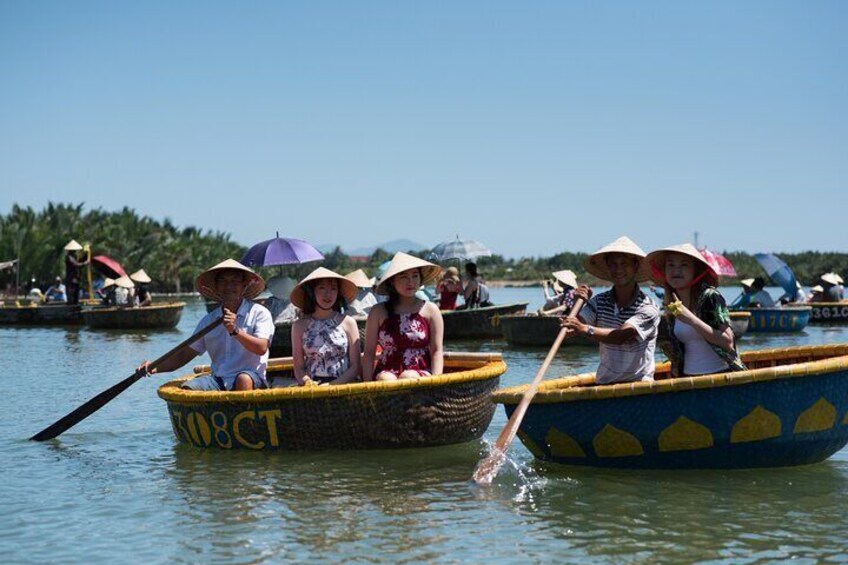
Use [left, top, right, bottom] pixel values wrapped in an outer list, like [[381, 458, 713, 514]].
[[1, 1, 845, 257]]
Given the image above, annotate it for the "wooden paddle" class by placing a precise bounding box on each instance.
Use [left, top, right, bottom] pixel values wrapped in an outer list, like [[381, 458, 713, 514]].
[[472, 298, 585, 485], [30, 317, 222, 442]]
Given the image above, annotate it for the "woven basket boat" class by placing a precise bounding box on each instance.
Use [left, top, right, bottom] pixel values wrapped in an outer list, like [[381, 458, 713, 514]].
[[733, 306, 811, 333], [82, 302, 185, 329], [808, 302, 848, 324], [493, 343, 848, 469], [158, 352, 506, 450], [443, 302, 528, 339], [0, 302, 82, 325]]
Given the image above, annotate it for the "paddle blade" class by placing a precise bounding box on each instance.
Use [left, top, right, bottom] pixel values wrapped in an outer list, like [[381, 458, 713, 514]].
[[473, 446, 507, 485], [30, 371, 144, 441]]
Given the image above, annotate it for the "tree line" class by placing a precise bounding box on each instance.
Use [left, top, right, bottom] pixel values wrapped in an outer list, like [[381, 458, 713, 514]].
[[1, 203, 845, 293]]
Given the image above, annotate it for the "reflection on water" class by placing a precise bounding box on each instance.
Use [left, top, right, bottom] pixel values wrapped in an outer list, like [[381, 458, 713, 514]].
[[1, 294, 848, 562]]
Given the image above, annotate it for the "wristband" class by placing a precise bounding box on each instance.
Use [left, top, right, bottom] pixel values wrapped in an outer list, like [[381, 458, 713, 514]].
[[586, 325, 595, 337], [229, 327, 239, 337]]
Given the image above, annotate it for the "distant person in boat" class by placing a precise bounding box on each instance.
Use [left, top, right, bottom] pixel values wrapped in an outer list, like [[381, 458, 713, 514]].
[[99, 278, 117, 306], [345, 269, 379, 318], [291, 268, 362, 386], [435, 266, 462, 310], [732, 277, 774, 308], [648, 244, 745, 377], [807, 285, 824, 303], [820, 273, 845, 302], [137, 259, 273, 391], [560, 236, 660, 384], [363, 252, 444, 381], [263, 275, 299, 323], [63, 240, 89, 305], [538, 270, 578, 316], [457, 262, 492, 309], [44, 276, 68, 303], [130, 269, 153, 307], [114, 275, 135, 307], [778, 281, 807, 305]]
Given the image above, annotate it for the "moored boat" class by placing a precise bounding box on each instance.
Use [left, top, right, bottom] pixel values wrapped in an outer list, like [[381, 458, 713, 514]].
[[0, 302, 82, 325], [734, 306, 811, 333], [82, 302, 185, 329], [443, 302, 528, 339], [728, 311, 750, 339], [158, 352, 506, 450], [808, 302, 848, 324], [499, 314, 593, 347], [492, 343, 848, 469]]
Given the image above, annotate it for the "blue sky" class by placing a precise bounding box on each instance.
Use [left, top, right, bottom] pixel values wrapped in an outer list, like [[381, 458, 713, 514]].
[[1, 1, 845, 257]]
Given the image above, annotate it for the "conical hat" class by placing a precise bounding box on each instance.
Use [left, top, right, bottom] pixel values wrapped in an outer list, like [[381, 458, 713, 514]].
[[345, 269, 374, 289], [821, 272, 843, 286], [551, 270, 578, 290], [64, 239, 83, 251], [194, 259, 265, 302], [810, 285, 824, 293], [375, 252, 442, 296], [582, 236, 650, 283], [115, 275, 135, 289], [645, 243, 717, 285], [102, 277, 116, 289], [290, 267, 358, 310], [740, 278, 755, 289], [266, 275, 296, 300], [130, 269, 152, 284]]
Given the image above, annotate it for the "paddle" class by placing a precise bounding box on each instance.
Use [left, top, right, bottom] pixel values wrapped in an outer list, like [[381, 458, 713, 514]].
[[30, 317, 222, 442], [473, 297, 585, 485]]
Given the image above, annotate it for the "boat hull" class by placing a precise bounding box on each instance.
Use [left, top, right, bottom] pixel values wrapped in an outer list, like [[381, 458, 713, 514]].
[[494, 344, 848, 469], [82, 303, 185, 329], [443, 302, 528, 339], [736, 306, 811, 333], [499, 314, 593, 347], [159, 352, 505, 450], [728, 311, 750, 339], [808, 302, 848, 324], [0, 303, 82, 325]]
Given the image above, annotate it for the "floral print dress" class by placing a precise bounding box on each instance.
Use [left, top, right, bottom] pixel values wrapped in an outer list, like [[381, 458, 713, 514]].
[[302, 314, 350, 383], [376, 312, 432, 376]]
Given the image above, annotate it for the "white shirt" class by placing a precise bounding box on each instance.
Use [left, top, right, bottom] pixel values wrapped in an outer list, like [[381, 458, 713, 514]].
[[190, 299, 275, 379], [673, 321, 728, 375]]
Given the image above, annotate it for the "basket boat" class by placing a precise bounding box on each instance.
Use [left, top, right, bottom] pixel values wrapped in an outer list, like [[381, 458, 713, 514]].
[[0, 303, 82, 325], [733, 306, 811, 333], [808, 302, 848, 324], [492, 343, 848, 469], [728, 311, 751, 338], [443, 302, 528, 339], [158, 352, 505, 450], [82, 302, 185, 329]]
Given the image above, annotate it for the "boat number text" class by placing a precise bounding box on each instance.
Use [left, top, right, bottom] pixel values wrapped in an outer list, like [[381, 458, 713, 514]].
[[169, 408, 282, 449]]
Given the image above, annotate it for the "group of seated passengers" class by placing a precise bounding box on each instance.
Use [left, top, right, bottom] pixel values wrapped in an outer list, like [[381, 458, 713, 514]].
[[137, 237, 747, 390], [435, 262, 491, 310]]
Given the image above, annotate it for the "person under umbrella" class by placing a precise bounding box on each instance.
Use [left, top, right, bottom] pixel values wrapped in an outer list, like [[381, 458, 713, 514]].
[[137, 259, 274, 391]]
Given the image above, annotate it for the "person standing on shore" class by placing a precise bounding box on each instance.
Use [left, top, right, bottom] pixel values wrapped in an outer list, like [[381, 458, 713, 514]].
[[560, 236, 660, 384]]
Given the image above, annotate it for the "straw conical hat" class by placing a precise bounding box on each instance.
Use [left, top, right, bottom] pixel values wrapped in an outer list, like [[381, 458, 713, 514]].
[[64, 239, 83, 251], [290, 267, 358, 310], [810, 285, 824, 293], [266, 275, 296, 300], [195, 259, 265, 302], [130, 269, 152, 284], [583, 236, 650, 283], [821, 272, 843, 286], [375, 252, 442, 295], [551, 270, 578, 290], [645, 243, 717, 285], [740, 278, 755, 289], [102, 277, 116, 289], [345, 269, 374, 289], [115, 275, 135, 289]]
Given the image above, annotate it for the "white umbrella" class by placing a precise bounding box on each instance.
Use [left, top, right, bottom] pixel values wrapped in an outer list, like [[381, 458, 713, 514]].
[[430, 237, 492, 262]]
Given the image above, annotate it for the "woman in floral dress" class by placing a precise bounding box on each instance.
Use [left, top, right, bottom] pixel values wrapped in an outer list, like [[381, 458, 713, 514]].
[[363, 252, 444, 381], [291, 267, 361, 385]]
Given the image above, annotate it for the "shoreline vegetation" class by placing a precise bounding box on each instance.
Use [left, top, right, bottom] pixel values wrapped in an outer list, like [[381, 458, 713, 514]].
[[2, 203, 846, 293]]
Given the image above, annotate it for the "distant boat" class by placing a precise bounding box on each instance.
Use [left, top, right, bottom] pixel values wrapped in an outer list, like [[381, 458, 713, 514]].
[[735, 306, 811, 333], [82, 302, 185, 329], [808, 302, 848, 324], [0, 302, 82, 325]]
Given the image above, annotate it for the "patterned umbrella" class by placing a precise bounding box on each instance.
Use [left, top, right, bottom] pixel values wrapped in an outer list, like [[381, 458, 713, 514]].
[[698, 248, 737, 278], [240, 233, 324, 268], [430, 237, 492, 262]]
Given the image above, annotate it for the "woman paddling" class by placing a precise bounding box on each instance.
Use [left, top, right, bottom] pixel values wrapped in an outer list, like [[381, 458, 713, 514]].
[[363, 252, 444, 381], [290, 267, 362, 386], [647, 243, 745, 377]]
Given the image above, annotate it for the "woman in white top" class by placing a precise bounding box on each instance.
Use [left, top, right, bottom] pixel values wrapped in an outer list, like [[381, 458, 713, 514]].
[[290, 268, 361, 386]]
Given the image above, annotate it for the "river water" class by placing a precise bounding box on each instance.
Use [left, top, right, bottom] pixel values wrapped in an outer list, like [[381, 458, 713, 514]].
[[2, 287, 847, 563]]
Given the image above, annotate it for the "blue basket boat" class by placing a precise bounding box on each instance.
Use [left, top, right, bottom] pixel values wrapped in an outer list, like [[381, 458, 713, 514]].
[[735, 306, 811, 333], [492, 344, 848, 469]]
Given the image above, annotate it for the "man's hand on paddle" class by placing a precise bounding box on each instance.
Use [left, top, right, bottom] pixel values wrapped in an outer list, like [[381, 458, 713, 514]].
[[572, 285, 593, 303], [136, 360, 156, 377]]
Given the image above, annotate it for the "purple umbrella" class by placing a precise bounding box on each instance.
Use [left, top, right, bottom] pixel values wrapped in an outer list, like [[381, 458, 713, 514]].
[[240, 233, 324, 268]]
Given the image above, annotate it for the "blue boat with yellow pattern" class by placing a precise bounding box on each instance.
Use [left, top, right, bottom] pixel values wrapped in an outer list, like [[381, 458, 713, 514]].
[[735, 305, 811, 333], [492, 343, 848, 469]]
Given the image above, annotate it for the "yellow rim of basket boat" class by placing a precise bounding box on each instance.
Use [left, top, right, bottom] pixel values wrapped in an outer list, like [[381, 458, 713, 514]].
[[159, 352, 505, 404], [493, 343, 848, 404]]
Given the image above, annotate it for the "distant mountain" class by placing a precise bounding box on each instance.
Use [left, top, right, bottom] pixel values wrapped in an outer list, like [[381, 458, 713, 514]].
[[318, 239, 427, 256]]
